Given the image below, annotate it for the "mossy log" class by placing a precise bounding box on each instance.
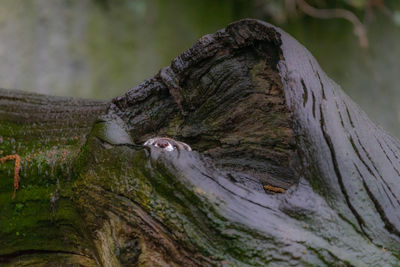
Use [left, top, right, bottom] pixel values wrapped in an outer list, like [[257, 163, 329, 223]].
[[1, 19, 400, 266]]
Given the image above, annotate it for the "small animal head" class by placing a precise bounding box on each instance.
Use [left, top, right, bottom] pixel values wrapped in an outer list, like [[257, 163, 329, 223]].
[[144, 137, 192, 152]]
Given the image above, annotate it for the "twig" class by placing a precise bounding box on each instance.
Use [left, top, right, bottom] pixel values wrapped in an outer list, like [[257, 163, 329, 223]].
[[264, 184, 286, 193], [0, 154, 21, 199], [295, 0, 369, 48]]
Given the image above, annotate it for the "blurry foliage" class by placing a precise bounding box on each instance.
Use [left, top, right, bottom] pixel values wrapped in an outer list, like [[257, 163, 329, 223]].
[[92, 0, 400, 34], [254, 0, 400, 26], [394, 10, 400, 26], [250, 0, 400, 49]]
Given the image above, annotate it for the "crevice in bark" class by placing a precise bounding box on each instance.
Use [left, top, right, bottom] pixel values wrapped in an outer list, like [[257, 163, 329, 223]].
[[384, 137, 400, 160], [95, 187, 207, 267], [353, 132, 400, 207], [334, 100, 345, 128], [345, 105, 355, 128], [311, 91, 316, 118], [349, 135, 375, 177], [301, 79, 308, 107], [376, 138, 400, 176], [319, 105, 370, 239], [354, 164, 400, 239], [199, 171, 275, 211], [349, 135, 400, 209], [316, 71, 326, 100], [354, 132, 381, 176]]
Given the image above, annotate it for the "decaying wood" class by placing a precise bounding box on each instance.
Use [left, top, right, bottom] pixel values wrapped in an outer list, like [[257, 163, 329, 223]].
[[0, 19, 399, 266]]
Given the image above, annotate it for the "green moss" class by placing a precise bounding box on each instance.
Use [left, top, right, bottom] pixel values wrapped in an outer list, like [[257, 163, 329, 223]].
[[73, 131, 277, 265], [0, 187, 89, 255], [0, 120, 94, 258], [2, 253, 97, 267], [165, 115, 184, 136]]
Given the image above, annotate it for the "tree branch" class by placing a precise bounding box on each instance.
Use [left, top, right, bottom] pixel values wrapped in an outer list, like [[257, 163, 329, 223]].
[[296, 0, 369, 48]]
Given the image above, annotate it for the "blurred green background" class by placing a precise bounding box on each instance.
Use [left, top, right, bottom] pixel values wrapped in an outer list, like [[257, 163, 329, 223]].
[[0, 0, 400, 137]]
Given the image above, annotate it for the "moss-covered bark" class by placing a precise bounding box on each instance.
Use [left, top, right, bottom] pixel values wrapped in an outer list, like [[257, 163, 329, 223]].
[[1, 20, 400, 266], [0, 90, 106, 265]]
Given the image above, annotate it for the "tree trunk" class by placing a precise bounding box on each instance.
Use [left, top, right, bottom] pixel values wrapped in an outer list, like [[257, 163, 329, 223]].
[[1, 19, 399, 266]]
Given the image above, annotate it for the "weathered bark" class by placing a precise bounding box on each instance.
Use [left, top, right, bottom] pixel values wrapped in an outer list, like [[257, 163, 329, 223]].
[[1, 19, 400, 266], [0, 89, 106, 265]]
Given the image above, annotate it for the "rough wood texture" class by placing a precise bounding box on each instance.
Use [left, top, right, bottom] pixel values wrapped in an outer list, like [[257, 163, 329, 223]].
[[0, 89, 107, 265], [1, 19, 399, 266]]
